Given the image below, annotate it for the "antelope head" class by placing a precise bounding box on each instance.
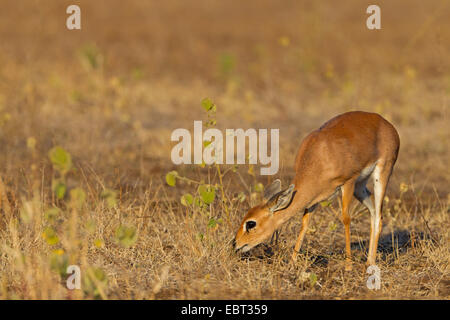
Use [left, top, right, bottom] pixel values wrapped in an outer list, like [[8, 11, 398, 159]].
[[234, 179, 296, 253]]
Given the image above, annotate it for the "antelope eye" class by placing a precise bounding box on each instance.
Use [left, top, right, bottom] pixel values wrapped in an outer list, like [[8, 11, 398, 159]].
[[245, 220, 257, 231]]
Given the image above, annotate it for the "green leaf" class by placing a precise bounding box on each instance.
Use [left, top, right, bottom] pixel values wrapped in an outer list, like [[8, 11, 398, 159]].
[[44, 207, 61, 222], [79, 44, 102, 70], [101, 188, 118, 208], [237, 192, 246, 203], [198, 185, 216, 205], [201, 98, 216, 112], [207, 218, 217, 228], [180, 193, 194, 206], [328, 221, 337, 232], [219, 53, 235, 77], [94, 239, 104, 248], [50, 250, 68, 277], [309, 273, 318, 287], [42, 227, 59, 245], [48, 146, 72, 175], [194, 197, 204, 208], [165, 171, 178, 187], [115, 225, 138, 248], [206, 119, 216, 127], [248, 164, 255, 176], [208, 218, 222, 229], [52, 180, 66, 199], [254, 183, 264, 193], [83, 267, 108, 299]]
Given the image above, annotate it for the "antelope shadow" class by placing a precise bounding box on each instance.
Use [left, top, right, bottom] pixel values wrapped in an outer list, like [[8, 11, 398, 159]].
[[239, 229, 433, 267]]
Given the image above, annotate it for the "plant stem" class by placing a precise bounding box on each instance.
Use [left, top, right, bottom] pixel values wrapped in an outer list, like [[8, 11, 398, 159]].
[[215, 164, 230, 221]]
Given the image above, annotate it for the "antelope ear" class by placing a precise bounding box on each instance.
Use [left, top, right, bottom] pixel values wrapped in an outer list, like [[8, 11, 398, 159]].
[[263, 179, 282, 201], [268, 184, 295, 213]]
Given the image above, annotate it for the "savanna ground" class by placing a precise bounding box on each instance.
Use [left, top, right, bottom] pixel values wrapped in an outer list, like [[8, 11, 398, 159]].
[[0, 0, 448, 299]]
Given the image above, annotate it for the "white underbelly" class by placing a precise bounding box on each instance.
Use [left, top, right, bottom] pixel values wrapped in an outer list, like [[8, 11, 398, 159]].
[[356, 162, 377, 183]]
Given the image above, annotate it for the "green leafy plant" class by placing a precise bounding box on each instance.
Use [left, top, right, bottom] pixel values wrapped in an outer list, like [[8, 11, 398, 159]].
[[100, 188, 118, 208], [48, 146, 73, 175], [115, 225, 138, 248], [48, 146, 73, 200], [44, 207, 61, 223], [49, 250, 69, 277], [218, 53, 235, 79], [198, 185, 216, 205], [165, 171, 178, 187], [165, 98, 266, 236], [165, 99, 224, 219], [79, 44, 103, 71], [180, 193, 194, 206], [83, 267, 108, 299]]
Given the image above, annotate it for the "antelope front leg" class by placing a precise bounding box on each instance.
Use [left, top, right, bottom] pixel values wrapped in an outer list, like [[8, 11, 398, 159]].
[[270, 230, 280, 245], [291, 210, 311, 263]]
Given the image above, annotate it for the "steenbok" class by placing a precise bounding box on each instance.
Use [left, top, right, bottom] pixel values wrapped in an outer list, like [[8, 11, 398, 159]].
[[234, 111, 400, 270]]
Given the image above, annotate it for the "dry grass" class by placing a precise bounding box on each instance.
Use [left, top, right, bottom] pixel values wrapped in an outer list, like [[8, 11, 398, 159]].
[[0, 0, 449, 299]]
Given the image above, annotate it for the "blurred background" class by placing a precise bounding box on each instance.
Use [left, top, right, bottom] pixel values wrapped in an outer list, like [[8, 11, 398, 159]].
[[0, 0, 448, 192]]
